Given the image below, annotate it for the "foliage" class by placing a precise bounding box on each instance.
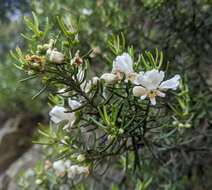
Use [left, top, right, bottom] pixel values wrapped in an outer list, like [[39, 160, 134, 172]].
[[9, 0, 212, 189]]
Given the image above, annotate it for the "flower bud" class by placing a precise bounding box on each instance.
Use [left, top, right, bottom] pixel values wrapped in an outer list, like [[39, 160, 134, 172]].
[[49, 50, 65, 64], [172, 121, 178, 126], [77, 154, 86, 162], [118, 128, 124, 134], [92, 76, 99, 85], [132, 86, 146, 97], [37, 45, 43, 50], [27, 70, 35, 75], [49, 39, 54, 48], [107, 134, 115, 141], [100, 73, 118, 84], [43, 43, 51, 50], [178, 123, 184, 128], [68, 99, 81, 110], [35, 179, 43, 185]]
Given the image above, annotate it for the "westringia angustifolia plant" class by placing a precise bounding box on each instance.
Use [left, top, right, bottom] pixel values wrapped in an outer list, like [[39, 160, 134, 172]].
[[12, 14, 191, 189]]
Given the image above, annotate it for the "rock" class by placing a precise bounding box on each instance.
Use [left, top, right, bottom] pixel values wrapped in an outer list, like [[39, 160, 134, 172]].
[[0, 114, 43, 174], [0, 145, 42, 190]]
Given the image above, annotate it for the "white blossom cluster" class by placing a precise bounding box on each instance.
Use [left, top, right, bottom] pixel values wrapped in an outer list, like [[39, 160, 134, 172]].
[[43, 39, 180, 107], [100, 52, 180, 105], [52, 159, 89, 179], [49, 98, 81, 129], [49, 52, 180, 129]]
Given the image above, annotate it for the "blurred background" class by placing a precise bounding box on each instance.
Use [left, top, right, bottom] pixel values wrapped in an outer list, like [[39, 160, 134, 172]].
[[0, 0, 212, 189]]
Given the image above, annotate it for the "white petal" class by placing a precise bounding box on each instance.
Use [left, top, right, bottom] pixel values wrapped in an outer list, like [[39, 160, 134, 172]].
[[82, 8, 93, 16], [53, 160, 66, 173], [126, 72, 138, 82], [100, 73, 118, 84], [64, 160, 71, 168], [68, 99, 81, 110], [49, 106, 75, 125], [49, 106, 66, 123], [133, 71, 144, 85], [92, 76, 99, 85], [112, 52, 133, 74], [150, 96, 156, 105], [132, 86, 147, 97], [49, 50, 64, 64], [50, 115, 62, 124], [77, 166, 89, 174], [156, 90, 166, 97], [135, 70, 165, 90], [159, 74, 180, 90]]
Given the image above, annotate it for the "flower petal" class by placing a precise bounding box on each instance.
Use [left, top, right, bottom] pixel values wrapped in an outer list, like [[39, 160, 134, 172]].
[[49, 106, 66, 124], [68, 99, 81, 110], [159, 74, 180, 90], [49, 106, 75, 125], [132, 86, 147, 97], [134, 70, 165, 90], [156, 90, 166, 97], [133, 71, 144, 85], [112, 52, 133, 75], [49, 50, 64, 64], [126, 72, 138, 82], [150, 96, 156, 105], [53, 160, 66, 173], [100, 73, 118, 84]]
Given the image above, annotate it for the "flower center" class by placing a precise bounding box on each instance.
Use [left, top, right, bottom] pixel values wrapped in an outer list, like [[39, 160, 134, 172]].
[[148, 91, 157, 98]]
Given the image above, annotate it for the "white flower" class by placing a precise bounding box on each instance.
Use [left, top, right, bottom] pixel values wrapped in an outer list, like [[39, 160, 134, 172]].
[[100, 73, 119, 84], [92, 76, 99, 85], [49, 106, 75, 129], [68, 99, 81, 110], [77, 166, 89, 175], [53, 159, 89, 179], [49, 39, 54, 48], [53, 160, 66, 176], [81, 8, 93, 16], [67, 165, 89, 179], [67, 165, 78, 179], [133, 69, 180, 105], [112, 52, 134, 78], [64, 160, 71, 168], [48, 49, 65, 64], [35, 179, 42, 185], [100, 53, 135, 84]]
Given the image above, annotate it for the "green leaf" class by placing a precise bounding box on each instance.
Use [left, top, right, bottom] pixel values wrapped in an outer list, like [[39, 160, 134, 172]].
[[89, 117, 107, 129]]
